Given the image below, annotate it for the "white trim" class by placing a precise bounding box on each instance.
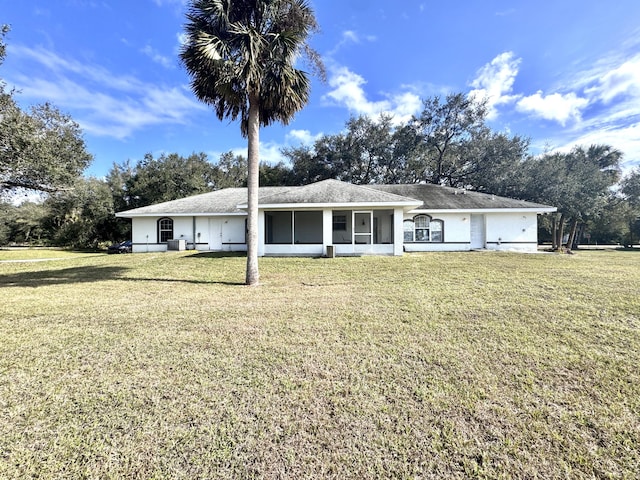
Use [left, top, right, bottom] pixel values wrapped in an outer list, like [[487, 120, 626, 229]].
[[116, 212, 247, 218], [410, 207, 557, 214]]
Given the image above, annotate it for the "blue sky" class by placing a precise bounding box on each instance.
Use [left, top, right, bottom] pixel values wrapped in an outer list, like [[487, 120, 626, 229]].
[[2, 0, 640, 178]]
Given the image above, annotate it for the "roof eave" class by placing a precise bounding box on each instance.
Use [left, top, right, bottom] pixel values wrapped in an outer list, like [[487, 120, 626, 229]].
[[410, 207, 557, 214], [115, 212, 246, 218]]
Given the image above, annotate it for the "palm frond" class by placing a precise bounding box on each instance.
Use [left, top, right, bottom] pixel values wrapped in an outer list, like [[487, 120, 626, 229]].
[[181, 0, 323, 136]]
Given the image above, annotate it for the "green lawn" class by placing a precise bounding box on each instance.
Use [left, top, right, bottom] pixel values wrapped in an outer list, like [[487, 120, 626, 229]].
[[1, 250, 639, 478]]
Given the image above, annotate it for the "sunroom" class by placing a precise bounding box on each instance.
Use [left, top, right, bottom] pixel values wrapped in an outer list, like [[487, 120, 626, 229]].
[[259, 208, 402, 256]]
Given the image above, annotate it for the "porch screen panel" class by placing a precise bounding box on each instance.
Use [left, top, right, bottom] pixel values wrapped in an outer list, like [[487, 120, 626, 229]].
[[332, 210, 351, 244], [265, 211, 292, 244], [294, 211, 323, 244]]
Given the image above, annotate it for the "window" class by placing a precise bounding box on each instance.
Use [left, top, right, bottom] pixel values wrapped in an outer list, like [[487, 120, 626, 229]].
[[333, 214, 347, 231], [403, 219, 414, 242], [158, 218, 173, 243], [404, 215, 443, 243], [430, 220, 443, 242], [414, 215, 430, 242]]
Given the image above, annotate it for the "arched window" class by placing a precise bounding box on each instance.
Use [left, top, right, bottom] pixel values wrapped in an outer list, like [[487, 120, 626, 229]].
[[404, 215, 444, 243], [158, 218, 174, 243], [414, 215, 430, 242]]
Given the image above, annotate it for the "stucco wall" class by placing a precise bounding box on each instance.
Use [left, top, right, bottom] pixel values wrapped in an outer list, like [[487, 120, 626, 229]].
[[485, 213, 538, 252], [401, 211, 539, 252], [131, 215, 246, 253], [402, 212, 471, 252], [128, 210, 540, 254]]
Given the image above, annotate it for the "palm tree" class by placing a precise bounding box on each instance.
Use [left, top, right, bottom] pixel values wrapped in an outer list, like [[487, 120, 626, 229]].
[[180, 0, 323, 285]]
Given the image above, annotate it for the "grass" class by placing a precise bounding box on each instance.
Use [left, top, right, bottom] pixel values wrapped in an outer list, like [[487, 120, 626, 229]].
[[0, 248, 101, 261], [0, 250, 639, 478]]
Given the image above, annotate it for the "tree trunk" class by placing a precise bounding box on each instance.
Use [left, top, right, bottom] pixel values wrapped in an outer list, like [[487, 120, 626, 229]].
[[245, 94, 260, 286], [556, 213, 565, 251], [551, 215, 558, 250], [566, 218, 579, 251], [575, 222, 585, 249]]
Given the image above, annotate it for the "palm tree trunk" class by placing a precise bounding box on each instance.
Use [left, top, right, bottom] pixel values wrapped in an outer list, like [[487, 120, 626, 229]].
[[245, 93, 260, 286]]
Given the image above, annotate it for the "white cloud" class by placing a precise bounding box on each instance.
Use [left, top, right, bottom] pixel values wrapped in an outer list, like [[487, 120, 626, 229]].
[[7, 44, 204, 139], [323, 65, 421, 124], [516, 91, 589, 126], [153, 0, 187, 6], [217, 142, 286, 165], [286, 129, 322, 146], [342, 31, 359, 43], [327, 30, 376, 57], [545, 122, 640, 173], [585, 54, 640, 104], [176, 32, 189, 47], [468, 51, 521, 119], [140, 45, 174, 69]]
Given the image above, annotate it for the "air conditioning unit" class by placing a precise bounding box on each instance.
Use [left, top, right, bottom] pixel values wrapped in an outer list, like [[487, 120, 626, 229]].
[[167, 239, 186, 251]]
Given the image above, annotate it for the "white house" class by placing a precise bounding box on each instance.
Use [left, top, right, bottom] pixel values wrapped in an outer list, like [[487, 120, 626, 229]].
[[115, 179, 556, 256]]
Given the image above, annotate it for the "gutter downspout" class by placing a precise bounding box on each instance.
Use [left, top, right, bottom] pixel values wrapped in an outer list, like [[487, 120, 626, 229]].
[[192, 216, 196, 250]]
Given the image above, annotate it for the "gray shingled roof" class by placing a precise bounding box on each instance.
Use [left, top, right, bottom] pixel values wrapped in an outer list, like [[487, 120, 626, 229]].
[[370, 184, 555, 211], [242, 179, 421, 206], [116, 187, 291, 216], [117, 180, 554, 217]]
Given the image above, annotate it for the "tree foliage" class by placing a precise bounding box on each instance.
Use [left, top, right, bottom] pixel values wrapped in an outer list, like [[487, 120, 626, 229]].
[[0, 25, 92, 194], [214, 151, 248, 189], [281, 95, 528, 190], [0, 103, 93, 193], [409, 93, 489, 185], [42, 178, 118, 248], [118, 152, 217, 209], [519, 145, 622, 249], [621, 167, 640, 207]]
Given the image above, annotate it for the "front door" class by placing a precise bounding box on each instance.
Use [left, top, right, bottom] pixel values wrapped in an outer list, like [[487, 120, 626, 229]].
[[470, 214, 486, 249], [208, 218, 222, 250]]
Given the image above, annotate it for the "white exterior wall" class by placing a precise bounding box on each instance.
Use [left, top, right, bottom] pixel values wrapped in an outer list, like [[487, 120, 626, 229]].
[[402, 212, 472, 252], [401, 211, 540, 252], [128, 209, 542, 255], [485, 213, 539, 252], [130, 215, 247, 253], [194, 217, 209, 250], [172, 217, 194, 246], [220, 217, 247, 252], [131, 217, 165, 252]]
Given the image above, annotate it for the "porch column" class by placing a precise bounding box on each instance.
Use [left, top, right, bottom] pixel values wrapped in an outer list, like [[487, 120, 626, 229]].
[[257, 210, 265, 256], [393, 207, 404, 256], [322, 209, 333, 256]]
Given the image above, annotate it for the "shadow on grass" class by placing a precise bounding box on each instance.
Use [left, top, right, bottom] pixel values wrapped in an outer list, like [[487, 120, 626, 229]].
[[0, 265, 247, 287], [120, 277, 246, 286], [0, 266, 128, 288], [184, 251, 246, 259]]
